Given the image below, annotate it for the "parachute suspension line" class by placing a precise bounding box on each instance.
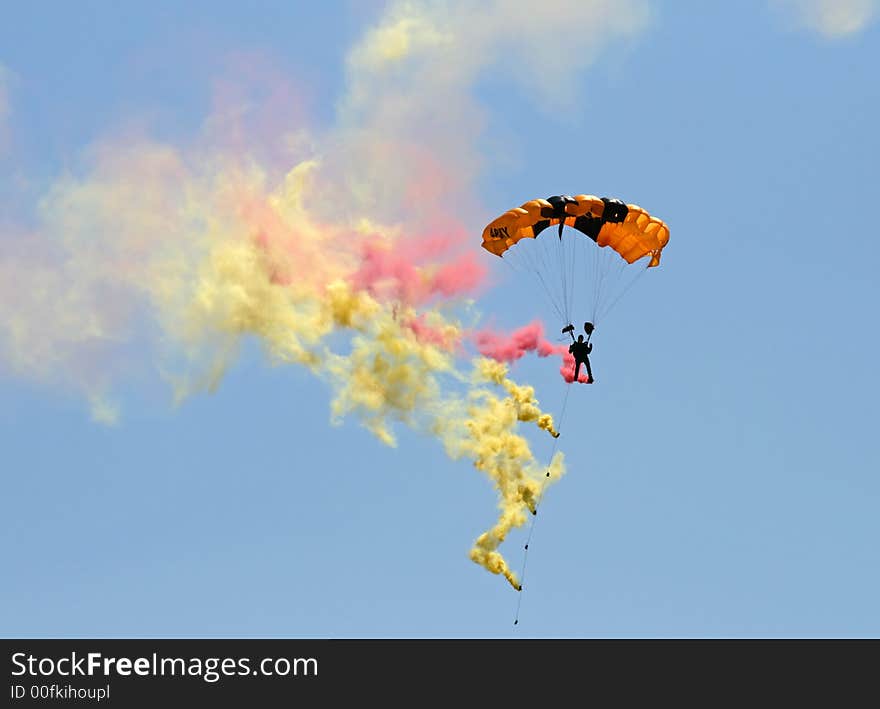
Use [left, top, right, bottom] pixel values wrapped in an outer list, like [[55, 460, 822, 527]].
[[513, 380, 572, 626], [593, 247, 615, 325], [597, 260, 649, 324], [534, 237, 565, 321], [555, 229, 571, 325], [534, 268, 566, 324], [588, 245, 629, 328], [523, 241, 566, 325], [502, 247, 566, 326], [593, 255, 625, 325], [559, 227, 577, 325], [591, 242, 603, 324], [561, 231, 570, 324], [568, 229, 579, 327], [568, 231, 577, 323], [534, 238, 566, 325], [561, 228, 573, 327]]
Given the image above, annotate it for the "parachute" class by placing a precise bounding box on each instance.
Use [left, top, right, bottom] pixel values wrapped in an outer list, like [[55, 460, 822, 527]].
[[481, 194, 669, 330], [480, 194, 669, 621]]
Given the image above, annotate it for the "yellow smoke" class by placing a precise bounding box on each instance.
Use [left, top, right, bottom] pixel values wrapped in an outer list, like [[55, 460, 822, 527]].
[[0, 1, 656, 587], [0, 143, 563, 582], [169, 198, 564, 584], [440, 358, 565, 589]]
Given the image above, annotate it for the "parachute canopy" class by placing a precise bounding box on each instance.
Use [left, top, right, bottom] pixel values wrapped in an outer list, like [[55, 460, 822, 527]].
[[481, 195, 669, 267], [480, 194, 669, 328]]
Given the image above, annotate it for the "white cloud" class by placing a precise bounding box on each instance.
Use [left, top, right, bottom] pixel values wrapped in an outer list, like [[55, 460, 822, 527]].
[[774, 0, 879, 38]]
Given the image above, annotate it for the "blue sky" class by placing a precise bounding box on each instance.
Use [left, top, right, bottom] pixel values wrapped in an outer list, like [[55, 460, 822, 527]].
[[2, 1, 879, 637]]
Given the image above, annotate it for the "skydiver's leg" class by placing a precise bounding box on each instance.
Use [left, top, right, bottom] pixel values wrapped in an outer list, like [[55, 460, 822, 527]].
[[573, 359, 581, 381], [585, 356, 593, 382]]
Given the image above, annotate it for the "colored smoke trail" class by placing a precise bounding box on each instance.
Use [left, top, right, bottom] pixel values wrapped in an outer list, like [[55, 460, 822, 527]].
[[0, 137, 561, 588], [0, 1, 652, 587]]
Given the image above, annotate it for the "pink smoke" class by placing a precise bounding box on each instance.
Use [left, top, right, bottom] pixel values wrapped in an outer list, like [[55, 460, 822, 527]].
[[404, 312, 461, 351], [558, 349, 590, 384], [350, 228, 485, 306], [474, 320, 590, 384], [474, 321, 557, 361]]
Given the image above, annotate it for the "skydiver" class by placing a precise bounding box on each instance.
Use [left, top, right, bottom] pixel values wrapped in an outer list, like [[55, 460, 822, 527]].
[[569, 334, 593, 383]]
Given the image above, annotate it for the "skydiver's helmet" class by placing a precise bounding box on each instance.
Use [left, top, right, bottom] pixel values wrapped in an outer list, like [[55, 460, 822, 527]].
[[583, 322, 595, 336]]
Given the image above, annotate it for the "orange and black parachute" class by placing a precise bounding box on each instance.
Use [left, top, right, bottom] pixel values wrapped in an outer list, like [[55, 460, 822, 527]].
[[481, 194, 669, 267]]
